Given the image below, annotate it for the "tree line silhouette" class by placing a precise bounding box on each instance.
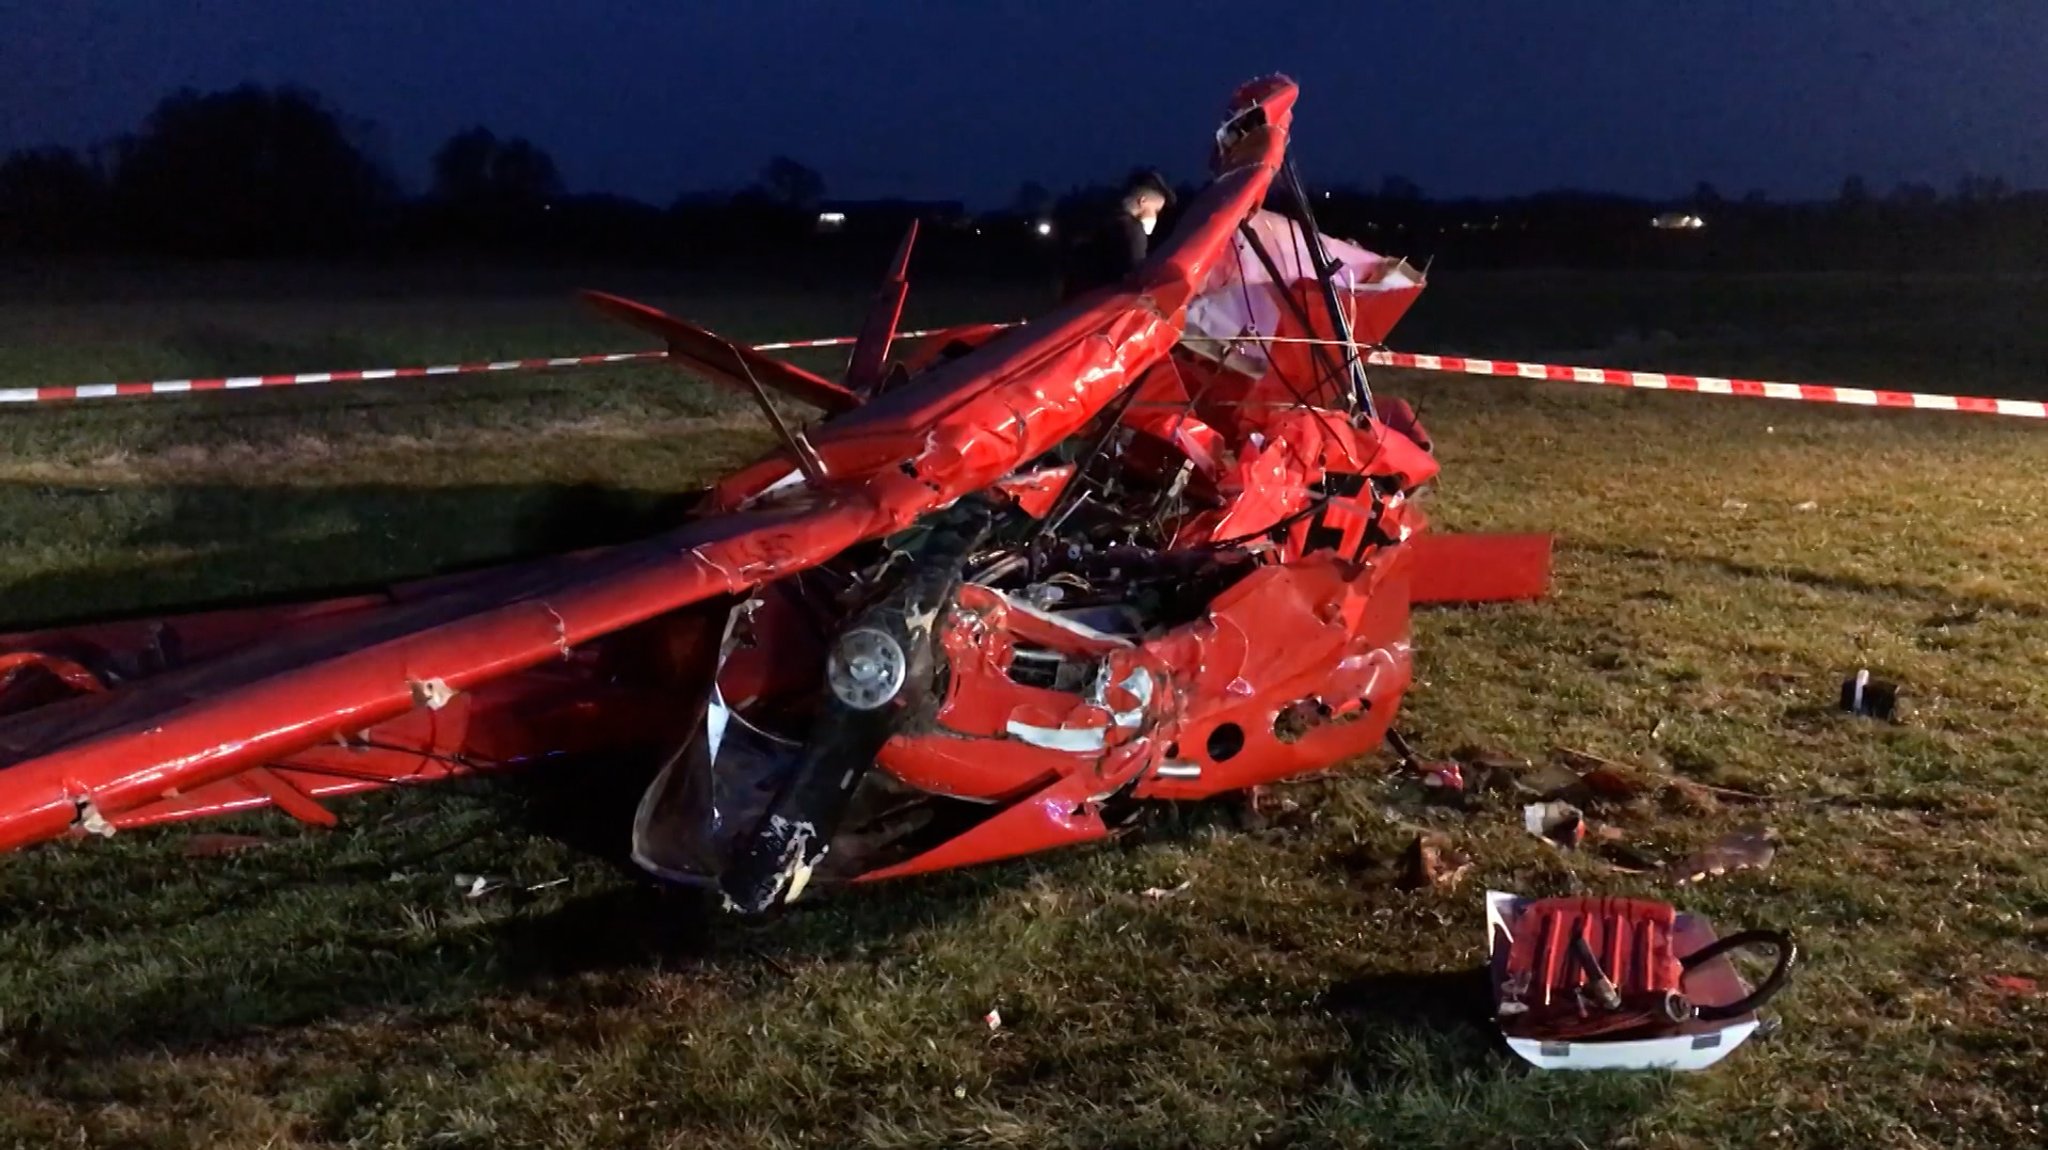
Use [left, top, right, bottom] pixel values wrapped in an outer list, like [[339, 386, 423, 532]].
[[3, 82, 2044, 274]]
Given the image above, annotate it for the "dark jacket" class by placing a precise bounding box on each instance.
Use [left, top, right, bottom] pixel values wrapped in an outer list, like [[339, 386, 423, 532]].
[[1058, 208, 1151, 301]]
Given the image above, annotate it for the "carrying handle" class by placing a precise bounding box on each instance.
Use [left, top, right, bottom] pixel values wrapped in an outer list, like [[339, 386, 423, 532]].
[[1681, 929, 1800, 1022]]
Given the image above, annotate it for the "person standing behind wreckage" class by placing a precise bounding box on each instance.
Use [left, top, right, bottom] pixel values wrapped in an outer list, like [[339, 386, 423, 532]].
[[1058, 170, 1175, 301]]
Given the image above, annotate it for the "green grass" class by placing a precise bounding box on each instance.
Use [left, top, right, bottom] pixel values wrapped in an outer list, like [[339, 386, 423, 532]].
[[0, 269, 2044, 1148]]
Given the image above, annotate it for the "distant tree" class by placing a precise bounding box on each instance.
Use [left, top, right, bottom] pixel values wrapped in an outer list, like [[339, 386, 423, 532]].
[[1692, 181, 1724, 207], [0, 146, 107, 251], [1888, 181, 1940, 209], [1379, 174, 1424, 201], [1012, 179, 1053, 217], [1838, 174, 1870, 208], [759, 156, 825, 211], [110, 83, 393, 255], [1741, 188, 1770, 207], [431, 126, 562, 206], [492, 139, 561, 202], [1955, 174, 2010, 204], [431, 127, 499, 203]]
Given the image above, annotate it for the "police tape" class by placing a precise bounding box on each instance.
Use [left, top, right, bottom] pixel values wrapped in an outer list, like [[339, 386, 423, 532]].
[[1360, 349, 2047, 420], [7, 329, 2040, 420], [0, 351, 669, 404], [0, 327, 988, 405]]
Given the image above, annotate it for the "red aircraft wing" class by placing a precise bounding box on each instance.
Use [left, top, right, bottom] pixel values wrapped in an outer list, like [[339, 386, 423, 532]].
[[0, 76, 1305, 854], [0, 499, 889, 851]]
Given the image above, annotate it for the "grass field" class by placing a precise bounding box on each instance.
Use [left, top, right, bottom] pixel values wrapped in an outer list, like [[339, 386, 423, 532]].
[[0, 267, 2044, 1148]]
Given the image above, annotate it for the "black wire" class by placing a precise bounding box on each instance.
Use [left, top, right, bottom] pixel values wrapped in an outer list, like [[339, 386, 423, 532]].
[[1034, 380, 1145, 548], [1279, 156, 1374, 417]]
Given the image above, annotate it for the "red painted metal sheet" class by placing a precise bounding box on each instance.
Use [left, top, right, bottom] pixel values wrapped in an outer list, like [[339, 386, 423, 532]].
[[581, 291, 861, 414], [0, 499, 888, 851], [1407, 532, 1554, 604]]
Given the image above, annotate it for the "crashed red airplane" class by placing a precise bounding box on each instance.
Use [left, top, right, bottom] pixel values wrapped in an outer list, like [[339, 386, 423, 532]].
[[0, 77, 1549, 914]]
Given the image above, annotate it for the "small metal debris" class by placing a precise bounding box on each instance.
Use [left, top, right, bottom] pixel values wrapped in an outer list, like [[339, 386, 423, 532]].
[[1721, 498, 1748, 511], [1839, 669, 1899, 721], [983, 1009, 1003, 1031], [1794, 500, 1819, 512], [1141, 880, 1193, 900], [1420, 761, 1465, 791], [1523, 801, 1585, 849], [454, 873, 503, 899], [1985, 974, 2037, 996], [1672, 825, 1776, 884]]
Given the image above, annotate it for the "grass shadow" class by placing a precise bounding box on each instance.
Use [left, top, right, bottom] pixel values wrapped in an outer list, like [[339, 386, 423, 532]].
[[0, 774, 1044, 1063], [162, 323, 383, 379], [0, 478, 702, 630], [1575, 541, 2048, 619], [1298, 966, 1671, 1148]]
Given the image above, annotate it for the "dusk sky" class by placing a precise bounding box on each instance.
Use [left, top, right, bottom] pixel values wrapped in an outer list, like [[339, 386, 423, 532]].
[[2, 1, 2042, 207]]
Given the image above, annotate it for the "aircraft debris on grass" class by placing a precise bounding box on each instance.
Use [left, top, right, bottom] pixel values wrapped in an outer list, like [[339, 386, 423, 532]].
[[0, 76, 1548, 911]]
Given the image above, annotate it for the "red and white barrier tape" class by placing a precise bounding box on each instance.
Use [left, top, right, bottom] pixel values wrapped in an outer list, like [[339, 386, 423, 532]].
[[0, 326, 987, 406], [0, 351, 667, 404], [8, 325, 2038, 420], [1362, 349, 2046, 420]]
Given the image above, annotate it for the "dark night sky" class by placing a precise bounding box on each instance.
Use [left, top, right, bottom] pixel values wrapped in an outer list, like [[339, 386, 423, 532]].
[[2, 1, 2043, 207]]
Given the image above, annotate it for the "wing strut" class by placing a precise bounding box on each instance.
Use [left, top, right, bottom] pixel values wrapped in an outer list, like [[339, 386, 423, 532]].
[[735, 354, 828, 483], [1278, 157, 1375, 418]]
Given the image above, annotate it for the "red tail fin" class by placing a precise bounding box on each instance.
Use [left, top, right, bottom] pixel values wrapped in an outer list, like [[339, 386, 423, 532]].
[[845, 221, 917, 397]]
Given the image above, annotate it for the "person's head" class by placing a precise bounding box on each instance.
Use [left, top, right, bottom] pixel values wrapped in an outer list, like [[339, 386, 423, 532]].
[[1122, 170, 1173, 235]]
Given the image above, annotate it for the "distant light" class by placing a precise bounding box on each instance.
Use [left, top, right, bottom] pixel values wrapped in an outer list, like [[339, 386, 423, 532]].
[[1323, 191, 1331, 199], [1034, 220, 1053, 237], [1651, 212, 1706, 230], [543, 203, 553, 212], [817, 211, 847, 225]]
